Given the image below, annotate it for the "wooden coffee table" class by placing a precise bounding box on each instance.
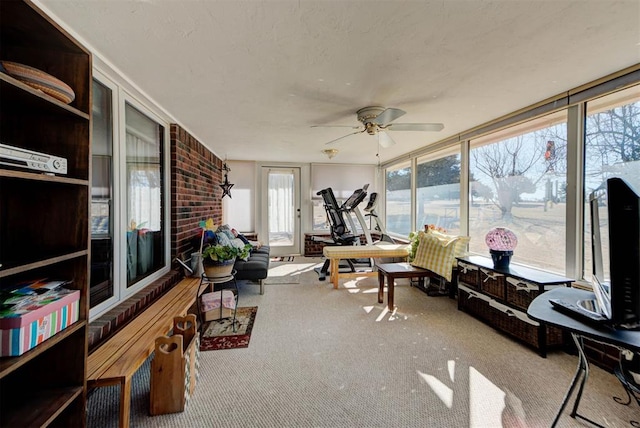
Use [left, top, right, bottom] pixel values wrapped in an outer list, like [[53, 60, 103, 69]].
[[377, 262, 435, 310]]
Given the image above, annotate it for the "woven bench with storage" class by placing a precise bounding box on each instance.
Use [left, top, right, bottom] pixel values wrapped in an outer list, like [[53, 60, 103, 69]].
[[456, 255, 573, 357]]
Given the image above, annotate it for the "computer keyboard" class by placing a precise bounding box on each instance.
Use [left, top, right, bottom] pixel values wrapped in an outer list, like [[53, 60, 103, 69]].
[[549, 298, 609, 324]]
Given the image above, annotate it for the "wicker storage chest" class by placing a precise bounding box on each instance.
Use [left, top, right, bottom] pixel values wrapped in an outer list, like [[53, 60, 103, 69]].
[[456, 255, 572, 357]]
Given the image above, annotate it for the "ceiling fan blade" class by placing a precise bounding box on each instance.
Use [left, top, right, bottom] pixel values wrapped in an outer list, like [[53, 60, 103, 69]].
[[387, 123, 444, 132], [378, 131, 396, 148], [372, 107, 406, 125], [324, 129, 364, 145], [311, 125, 360, 129]]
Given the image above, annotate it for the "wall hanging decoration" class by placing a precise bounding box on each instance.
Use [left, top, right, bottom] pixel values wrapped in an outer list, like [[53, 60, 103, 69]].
[[485, 227, 518, 269], [219, 162, 234, 199]]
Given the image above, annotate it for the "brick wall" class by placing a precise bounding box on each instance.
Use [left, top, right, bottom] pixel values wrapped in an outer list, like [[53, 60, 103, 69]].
[[89, 125, 224, 352], [304, 234, 330, 256], [170, 124, 224, 261]]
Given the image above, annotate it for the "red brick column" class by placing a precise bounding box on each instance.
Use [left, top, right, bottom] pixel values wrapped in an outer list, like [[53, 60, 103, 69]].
[[170, 124, 224, 261]]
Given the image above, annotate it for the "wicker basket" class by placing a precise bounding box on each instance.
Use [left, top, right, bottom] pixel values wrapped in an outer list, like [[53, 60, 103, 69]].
[[457, 261, 479, 289], [506, 278, 541, 310], [459, 288, 492, 322], [480, 268, 505, 300], [459, 288, 563, 350]]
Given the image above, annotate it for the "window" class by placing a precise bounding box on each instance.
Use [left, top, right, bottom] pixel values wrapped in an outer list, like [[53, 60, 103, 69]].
[[90, 73, 170, 319], [416, 150, 461, 235], [583, 85, 640, 282], [90, 79, 114, 308], [125, 103, 165, 286], [311, 164, 376, 231], [469, 110, 568, 274], [386, 162, 412, 237]]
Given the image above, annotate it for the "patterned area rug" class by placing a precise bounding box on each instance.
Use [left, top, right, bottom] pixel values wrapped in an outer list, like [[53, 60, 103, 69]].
[[271, 256, 295, 262], [200, 306, 257, 351]]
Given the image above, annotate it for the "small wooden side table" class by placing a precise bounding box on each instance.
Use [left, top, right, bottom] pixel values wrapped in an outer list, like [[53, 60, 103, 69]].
[[377, 262, 435, 310]]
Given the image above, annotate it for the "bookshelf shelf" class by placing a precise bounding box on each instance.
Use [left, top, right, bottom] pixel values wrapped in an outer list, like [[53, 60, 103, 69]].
[[0, 321, 86, 377], [1, 386, 84, 427]]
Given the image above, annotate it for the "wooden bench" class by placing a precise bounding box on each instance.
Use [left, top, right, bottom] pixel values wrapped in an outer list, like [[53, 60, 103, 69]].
[[87, 276, 202, 428], [322, 243, 410, 289]]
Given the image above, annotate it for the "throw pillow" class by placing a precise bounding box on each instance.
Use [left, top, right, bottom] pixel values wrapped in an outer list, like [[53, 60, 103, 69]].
[[411, 232, 459, 281], [428, 229, 471, 264], [233, 229, 251, 246], [216, 231, 232, 247], [217, 224, 236, 241], [231, 238, 250, 261]]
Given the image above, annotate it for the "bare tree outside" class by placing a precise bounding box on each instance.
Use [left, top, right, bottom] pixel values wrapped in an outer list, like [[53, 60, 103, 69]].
[[585, 100, 640, 192], [470, 128, 565, 223], [468, 112, 569, 273]]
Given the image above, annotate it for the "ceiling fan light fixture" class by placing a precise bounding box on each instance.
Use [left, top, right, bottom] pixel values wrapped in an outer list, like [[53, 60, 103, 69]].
[[323, 148, 339, 159]]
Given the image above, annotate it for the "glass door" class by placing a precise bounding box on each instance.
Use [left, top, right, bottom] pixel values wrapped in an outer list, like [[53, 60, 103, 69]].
[[261, 167, 301, 256]]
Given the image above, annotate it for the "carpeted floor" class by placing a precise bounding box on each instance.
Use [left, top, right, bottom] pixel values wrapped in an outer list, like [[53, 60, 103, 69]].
[[263, 275, 300, 284], [87, 257, 638, 427]]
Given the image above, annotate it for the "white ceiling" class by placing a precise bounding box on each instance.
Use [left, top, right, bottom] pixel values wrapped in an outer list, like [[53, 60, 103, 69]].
[[38, 0, 640, 165]]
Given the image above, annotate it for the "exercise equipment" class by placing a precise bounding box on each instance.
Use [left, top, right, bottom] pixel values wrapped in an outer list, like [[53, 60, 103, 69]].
[[363, 192, 395, 244], [313, 187, 359, 280], [314, 184, 394, 280]]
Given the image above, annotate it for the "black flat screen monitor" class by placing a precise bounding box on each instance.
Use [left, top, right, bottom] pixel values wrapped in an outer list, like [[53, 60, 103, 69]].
[[589, 177, 640, 329]]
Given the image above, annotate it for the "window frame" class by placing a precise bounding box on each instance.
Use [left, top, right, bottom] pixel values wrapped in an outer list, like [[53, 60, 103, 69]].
[[89, 69, 172, 321]]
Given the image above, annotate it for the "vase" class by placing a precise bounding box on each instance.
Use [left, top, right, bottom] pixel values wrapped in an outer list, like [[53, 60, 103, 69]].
[[203, 258, 236, 279], [490, 250, 513, 270]]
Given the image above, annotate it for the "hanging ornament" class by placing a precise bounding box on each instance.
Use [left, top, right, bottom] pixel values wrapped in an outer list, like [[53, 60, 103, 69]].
[[219, 162, 234, 198]]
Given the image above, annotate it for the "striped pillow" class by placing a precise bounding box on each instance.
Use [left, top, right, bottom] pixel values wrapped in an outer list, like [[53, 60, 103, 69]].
[[411, 232, 459, 281], [429, 230, 471, 264]]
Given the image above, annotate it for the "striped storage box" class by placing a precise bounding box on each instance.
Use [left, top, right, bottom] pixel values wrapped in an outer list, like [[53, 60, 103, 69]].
[[0, 286, 80, 357]]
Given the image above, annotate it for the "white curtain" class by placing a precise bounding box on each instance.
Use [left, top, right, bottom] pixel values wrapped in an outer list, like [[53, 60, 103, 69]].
[[126, 133, 161, 231], [268, 171, 294, 233]]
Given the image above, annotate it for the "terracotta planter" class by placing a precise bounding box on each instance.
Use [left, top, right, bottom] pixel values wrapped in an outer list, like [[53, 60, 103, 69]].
[[203, 258, 236, 278]]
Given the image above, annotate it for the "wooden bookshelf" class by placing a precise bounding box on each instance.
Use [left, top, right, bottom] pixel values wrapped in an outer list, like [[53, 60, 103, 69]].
[[0, 1, 91, 426]]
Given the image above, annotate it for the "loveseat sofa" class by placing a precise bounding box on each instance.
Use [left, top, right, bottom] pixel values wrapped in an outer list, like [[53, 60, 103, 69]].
[[234, 244, 270, 294], [186, 225, 271, 294]]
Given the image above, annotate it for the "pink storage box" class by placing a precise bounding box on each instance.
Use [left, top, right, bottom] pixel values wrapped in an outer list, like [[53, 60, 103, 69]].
[[0, 288, 80, 357], [201, 289, 235, 312], [201, 290, 236, 322]]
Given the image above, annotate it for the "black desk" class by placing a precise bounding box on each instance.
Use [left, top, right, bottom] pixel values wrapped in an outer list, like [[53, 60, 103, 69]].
[[528, 287, 640, 427]]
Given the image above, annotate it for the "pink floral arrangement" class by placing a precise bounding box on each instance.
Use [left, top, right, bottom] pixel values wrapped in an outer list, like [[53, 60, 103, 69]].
[[485, 227, 518, 251]]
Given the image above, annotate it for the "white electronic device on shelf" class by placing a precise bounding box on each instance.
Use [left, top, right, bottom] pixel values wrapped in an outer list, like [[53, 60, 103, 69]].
[[0, 142, 67, 174]]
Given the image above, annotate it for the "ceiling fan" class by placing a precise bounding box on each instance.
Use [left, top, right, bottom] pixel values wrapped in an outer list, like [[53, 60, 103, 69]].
[[313, 106, 444, 148]]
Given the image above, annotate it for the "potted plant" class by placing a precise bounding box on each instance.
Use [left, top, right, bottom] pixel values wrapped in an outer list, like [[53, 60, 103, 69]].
[[201, 242, 251, 278]]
